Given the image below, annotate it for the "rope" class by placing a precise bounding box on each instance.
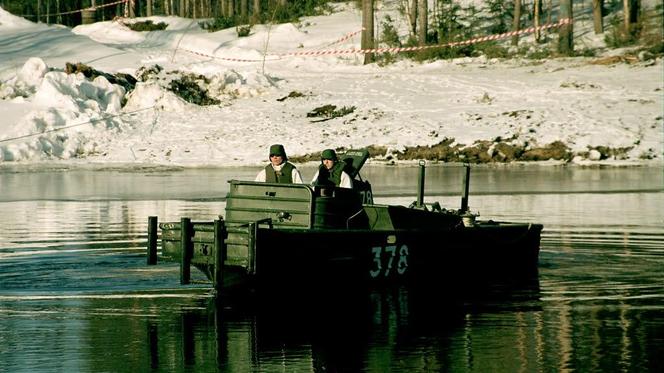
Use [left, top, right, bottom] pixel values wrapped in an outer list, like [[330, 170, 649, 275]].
[[0, 106, 156, 144]]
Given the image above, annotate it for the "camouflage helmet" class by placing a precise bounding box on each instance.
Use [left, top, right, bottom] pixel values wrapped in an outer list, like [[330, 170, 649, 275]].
[[321, 149, 338, 161], [269, 144, 287, 161]]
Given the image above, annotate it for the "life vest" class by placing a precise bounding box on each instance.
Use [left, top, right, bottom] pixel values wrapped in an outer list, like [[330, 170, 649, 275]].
[[316, 162, 345, 187], [265, 162, 296, 183]]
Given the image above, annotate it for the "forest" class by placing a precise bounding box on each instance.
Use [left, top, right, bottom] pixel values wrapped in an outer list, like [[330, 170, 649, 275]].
[[0, 0, 661, 62]]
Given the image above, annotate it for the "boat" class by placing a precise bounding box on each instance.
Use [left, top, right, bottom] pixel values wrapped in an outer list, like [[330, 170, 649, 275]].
[[146, 149, 543, 291]]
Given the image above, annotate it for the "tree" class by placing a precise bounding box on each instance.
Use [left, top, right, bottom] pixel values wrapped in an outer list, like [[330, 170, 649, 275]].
[[511, 0, 522, 46], [592, 0, 603, 34], [623, 0, 640, 34], [408, 0, 417, 36], [558, 0, 573, 55], [417, 0, 427, 45], [534, 0, 541, 41], [362, 0, 374, 64]]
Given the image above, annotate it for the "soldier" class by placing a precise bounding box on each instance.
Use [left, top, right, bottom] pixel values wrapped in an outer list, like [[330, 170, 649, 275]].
[[255, 144, 304, 184], [311, 148, 353, 189]]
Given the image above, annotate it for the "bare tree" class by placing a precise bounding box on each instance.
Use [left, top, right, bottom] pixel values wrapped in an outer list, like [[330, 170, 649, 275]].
[[362, 0, 374, 64], [622, 0, 640, 33], [592, 0, 603, 34], [558, 0, 573, 55], [253, 0, 260, 21], [408, 0, 417, 36], [512, 0, 522, 46], [417, 0, 426, 45], [534, 0, 541, 41], [240, 0, 247, 20]]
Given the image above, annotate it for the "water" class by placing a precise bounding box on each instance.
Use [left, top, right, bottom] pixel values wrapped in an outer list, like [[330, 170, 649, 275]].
[[1, 165, 663, 372]]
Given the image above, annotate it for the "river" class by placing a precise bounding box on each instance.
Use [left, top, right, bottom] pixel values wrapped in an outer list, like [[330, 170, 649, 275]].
[[1, 164, 662, 372]]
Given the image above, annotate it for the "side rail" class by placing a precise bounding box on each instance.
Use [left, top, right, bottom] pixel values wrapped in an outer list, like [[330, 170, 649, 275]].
[[225, 180, 314, 229]]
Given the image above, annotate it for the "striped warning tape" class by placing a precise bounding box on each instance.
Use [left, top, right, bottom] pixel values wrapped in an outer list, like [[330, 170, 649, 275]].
[[174, 18, 571, 63], [279, 18, 572, 57]]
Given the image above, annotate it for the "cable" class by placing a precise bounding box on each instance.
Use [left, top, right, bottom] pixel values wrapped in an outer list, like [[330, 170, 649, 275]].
[[0, 105, 155, 144]]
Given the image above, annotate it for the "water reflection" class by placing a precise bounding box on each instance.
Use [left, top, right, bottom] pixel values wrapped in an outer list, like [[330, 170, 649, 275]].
[[139, 280, 541, 372], [1, 166, 663, 372]]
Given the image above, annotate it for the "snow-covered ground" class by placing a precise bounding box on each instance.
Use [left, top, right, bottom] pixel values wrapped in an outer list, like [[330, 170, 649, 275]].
[[0, 2, 662, 167]]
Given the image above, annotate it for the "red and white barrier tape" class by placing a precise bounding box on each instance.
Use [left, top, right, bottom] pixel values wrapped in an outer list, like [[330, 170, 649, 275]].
[[319, 28, 364, 49], [177, 18, 572, 63], [279, 18, 572, 57]]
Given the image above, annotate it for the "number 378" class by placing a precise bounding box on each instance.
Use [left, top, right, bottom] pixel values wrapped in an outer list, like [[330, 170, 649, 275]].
[[369, 244, 409, 278]]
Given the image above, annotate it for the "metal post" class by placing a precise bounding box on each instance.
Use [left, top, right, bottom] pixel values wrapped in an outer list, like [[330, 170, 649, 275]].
[[213, 219, 226, 292], [147, 216, 158, 265], [247, 222, 257, 275], [180, 217, 192, 285], [460, 165, 471, 213], [417, 160, 426, 207]]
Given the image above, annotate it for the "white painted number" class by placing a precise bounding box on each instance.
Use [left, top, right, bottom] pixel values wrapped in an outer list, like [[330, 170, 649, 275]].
[[397, 245, 409, 274], [369, 244, 409, 278], [369, 246, 382, 278]]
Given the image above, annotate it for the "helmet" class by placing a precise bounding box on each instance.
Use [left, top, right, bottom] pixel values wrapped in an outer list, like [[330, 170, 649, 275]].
[[269, 144, 287, 160], [321, 149, 338, 161]]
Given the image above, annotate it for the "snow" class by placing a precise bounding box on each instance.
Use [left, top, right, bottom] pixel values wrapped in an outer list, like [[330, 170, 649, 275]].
[[0, 2, 662, 166]]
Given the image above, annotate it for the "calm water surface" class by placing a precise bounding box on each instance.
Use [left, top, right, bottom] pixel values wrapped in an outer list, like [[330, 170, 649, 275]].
[[1, 165, 663, 372]]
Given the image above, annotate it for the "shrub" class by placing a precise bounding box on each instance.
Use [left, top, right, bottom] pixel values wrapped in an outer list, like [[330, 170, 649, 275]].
[[124, 20, 168, 31]]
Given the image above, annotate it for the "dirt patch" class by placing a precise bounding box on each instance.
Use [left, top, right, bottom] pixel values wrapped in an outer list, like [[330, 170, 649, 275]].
[[167, 74, 221, 106], [65, 62, 137, 94], [122, 20, 168, 32], [398, 139, 572, 163]]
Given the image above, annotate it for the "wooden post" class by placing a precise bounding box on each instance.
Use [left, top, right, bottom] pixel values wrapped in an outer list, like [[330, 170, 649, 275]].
[[147, 216, 158, 265], [180, 217, 192, 285], [417, 160, 425, 208], [213, 219, 226, 292], [460, 165, 470, 213]]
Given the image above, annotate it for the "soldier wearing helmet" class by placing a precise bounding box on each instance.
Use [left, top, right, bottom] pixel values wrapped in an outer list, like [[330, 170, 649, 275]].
[[255, 144, 304, 184], [311, 148, 353, 189]]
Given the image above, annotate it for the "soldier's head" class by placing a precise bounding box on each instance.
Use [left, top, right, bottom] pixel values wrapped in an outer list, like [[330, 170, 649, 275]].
[[321, 149, 338, 170], [269, 144, 287, 166]]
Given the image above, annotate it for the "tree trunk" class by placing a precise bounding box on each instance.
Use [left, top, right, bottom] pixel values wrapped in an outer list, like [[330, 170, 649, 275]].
[[558, 0, 573, 55], [592, 0, 603, 34], [511, 0, 522, 46], [534, 0, 540, 41], [240, 0, 247, 20], [546, 0, 552, 25], [179, 0, 185, 17], [417, 0, 427, 46], [252, 0, 260, 21], [56, 0, 61, 24], [37, 0, 41, 23], [361, 0, 374, 64], [147, 0, 153, 16], [622, 0, 630, 32], [408, 0, 417, 36], [227, 0, 234, 17]]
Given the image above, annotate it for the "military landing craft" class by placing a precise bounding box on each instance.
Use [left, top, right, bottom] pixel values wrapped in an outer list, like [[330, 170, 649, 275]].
[[147, 149, 543, 292]]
